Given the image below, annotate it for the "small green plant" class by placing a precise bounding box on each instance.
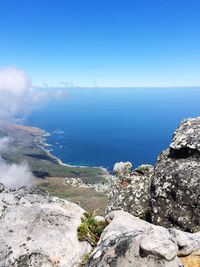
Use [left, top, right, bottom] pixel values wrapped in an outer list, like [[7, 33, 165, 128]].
[[77, 212, 107, 247]]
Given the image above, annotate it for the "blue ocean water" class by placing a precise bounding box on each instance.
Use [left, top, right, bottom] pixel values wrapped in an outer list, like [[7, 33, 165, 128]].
[[26, 87, 200, 170]]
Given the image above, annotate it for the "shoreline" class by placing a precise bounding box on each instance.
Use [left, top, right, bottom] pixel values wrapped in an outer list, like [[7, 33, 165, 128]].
[[38, 128, 109, 174]]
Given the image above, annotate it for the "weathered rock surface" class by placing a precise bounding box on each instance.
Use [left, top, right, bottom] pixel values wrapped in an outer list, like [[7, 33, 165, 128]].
[[113, 162, 132, 178], [151, 117, 200, 232], [0, 186, 91, 267], [88, 211, 185, 267], [169, 228, 200, 257], [0, 182, 4, 192], [170, 117, 200, 153], [107, 117, 200, 233], [107, 164, 153, 220]]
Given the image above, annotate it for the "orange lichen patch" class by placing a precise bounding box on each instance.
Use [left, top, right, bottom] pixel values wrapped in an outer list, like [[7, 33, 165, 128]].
[[120, 179, 131, 189], [179, 255, 200, 267]]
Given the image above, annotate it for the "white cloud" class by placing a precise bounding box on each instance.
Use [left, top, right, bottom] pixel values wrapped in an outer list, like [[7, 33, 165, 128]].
[[0, 137, 33, 187], [0, 67, 41, 187], [0, 67, 29, 94], [0, 66, 69, 188], [0, 137, 10, 152], [0, 67, 45, 122], [0, 158, 33, 188]]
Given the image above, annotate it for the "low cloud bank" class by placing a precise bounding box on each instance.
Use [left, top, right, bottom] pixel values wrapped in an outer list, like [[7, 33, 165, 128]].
[[0, 67, 45, 123], [0, 137, 33, 187], [0, 137, 10, 152], [0, 67, 40, 187]]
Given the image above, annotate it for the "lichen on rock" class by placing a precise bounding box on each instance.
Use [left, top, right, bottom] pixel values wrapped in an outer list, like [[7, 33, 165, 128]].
[[107, 117, 200, 233], [151, 117, 200, 232], [0, 186, 92, 267], [87, 211, 194, 267], [107, 163, 153, 220]]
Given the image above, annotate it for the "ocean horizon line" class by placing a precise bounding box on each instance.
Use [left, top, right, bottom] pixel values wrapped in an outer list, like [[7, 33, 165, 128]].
[[34, 85, 200, 90]]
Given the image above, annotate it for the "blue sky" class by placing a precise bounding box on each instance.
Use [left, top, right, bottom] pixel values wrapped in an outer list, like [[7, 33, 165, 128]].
[[0, 0, 200, 87]]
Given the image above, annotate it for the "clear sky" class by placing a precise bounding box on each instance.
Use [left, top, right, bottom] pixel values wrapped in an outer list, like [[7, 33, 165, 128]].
[[0, 0, 200, 87]]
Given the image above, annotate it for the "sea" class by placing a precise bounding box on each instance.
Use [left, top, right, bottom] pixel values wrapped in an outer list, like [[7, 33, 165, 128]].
[[26, 87, 200, 171]]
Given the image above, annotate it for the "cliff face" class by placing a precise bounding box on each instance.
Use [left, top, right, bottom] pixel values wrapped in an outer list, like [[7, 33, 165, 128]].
[[151, 117, 200, 232], [107, 117, 200, 232]]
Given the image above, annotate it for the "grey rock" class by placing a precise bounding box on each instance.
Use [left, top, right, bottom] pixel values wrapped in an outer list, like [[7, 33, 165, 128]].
[[170, 117, 200, 152], [106, 164, 153, 220], [0, 183, 4, 192], [95, 215, 106, 223], [107, 117, 200, 232], [169, 228, 200, 256], [140, 235, 178, 261], [113, 162, 132, 179], [151, 117, 200, 232], [0, 186, 91, 267], [88, 211, 182, 267], [135, 164, 154, 177]]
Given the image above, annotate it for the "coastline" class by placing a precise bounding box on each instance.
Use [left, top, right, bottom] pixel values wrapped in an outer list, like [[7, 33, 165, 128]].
[[38, 128, 109, 174]]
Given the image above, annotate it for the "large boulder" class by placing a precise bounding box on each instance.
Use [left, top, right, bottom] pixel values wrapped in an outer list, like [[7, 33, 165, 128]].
[[107, 164, 153, 220], [107, 117, 200, 232], [151, 117, 200, 232], [0, 186, 91, 267], [88, 210, 191, 267]]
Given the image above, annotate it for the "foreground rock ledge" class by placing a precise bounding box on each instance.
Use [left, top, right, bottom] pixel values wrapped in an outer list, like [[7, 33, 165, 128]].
[[0, 186, 199, 267], [88, 211, 200, 267], [0, 186, 91, 267]]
